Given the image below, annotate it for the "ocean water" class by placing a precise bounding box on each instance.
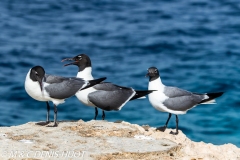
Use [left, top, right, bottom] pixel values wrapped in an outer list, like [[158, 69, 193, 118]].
[[0, 0, 240, 146]]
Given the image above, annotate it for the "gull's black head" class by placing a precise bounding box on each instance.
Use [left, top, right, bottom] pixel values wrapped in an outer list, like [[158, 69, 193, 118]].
[[62, 54, 91, 72], [30, 66, 45, 91], [146, 67, 160, 81]]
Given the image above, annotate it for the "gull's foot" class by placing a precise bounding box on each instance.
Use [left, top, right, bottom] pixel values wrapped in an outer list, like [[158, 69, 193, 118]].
[[35, 121, 50, 126], [156, 125, 167, 132], [46, 122, 58, 127], [170, 130, 178, 135], [52, 123, 58, 127]]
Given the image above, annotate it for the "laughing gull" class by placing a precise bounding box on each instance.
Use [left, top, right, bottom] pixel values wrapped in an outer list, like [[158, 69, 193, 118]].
[[146, 67, 224, 135], [25, 65, 106, 127], [62, 54, 154, 120]]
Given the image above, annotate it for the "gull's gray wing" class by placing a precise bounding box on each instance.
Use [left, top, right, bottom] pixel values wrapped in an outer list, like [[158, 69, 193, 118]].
[[44, 74, 83, 84], [163, 86, 205, 111], [45, 76, 86, 99], [88, 83, 135, 111], [92, 82, 131, 91], [163, 86, 192, 98]]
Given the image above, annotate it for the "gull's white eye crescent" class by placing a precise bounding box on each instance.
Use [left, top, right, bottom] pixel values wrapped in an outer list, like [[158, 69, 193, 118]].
[[78, 56, 82, 60]]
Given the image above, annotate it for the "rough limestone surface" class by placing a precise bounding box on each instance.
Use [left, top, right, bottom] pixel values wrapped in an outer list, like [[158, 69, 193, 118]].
[[0, 120, 239, 160]]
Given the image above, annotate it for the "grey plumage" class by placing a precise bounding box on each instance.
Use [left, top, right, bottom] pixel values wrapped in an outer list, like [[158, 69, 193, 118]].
[[92, 82, 130, 91], [44, 75, 108, 100], [45, 74, 83, 83], [163, 86, 205, 111], [163, 86, 192, 97], [89, 83, 135, 111], [45, 78, 86, 99]]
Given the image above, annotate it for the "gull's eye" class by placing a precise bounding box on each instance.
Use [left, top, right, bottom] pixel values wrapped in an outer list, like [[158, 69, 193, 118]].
[[155, 69, 157, 73], [78, 56, 82, 60]]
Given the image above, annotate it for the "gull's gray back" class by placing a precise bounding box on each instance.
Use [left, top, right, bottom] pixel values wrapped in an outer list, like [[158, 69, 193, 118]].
[[92, 82, 130, 91], [164, 86, 192, 98], [44, 74, 83, 84], [44, 75, 86, 99], [89, 83, 135, 111], [163, 86, 205, 111]]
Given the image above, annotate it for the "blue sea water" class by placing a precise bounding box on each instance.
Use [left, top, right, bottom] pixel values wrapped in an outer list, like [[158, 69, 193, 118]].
[[0, 0, 240, 146]]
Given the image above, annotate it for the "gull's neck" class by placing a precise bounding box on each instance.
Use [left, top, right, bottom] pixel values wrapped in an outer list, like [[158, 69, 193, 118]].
[[148, 77, 165, 91], [76, 67, 94, 80]]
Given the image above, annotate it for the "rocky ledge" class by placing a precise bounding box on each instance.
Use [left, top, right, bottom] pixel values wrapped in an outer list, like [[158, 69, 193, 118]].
[[0, 120, 239, 160]]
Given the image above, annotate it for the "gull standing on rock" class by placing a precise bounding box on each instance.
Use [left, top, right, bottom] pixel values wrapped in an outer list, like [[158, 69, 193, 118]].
[[25, 65, 106, 127], [62, 54, 154, 120], [146, 67, 224, 135]]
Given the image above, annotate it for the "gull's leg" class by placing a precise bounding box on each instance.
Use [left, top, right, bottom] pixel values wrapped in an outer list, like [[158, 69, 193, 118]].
[[102, 110, 105, 120], [94, 107, 98, 120], [170, 115, 179, 135], [36, 102, 51, 126], [46, 101, 50, 123], [156, 113, 172, 132], [52, 104, 58, 127]]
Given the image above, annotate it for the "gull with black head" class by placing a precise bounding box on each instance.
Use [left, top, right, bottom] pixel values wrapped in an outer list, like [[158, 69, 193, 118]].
[[62, 54, 154, 120], [146, 67, 224, 135], [25, 65, 106, 127]]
